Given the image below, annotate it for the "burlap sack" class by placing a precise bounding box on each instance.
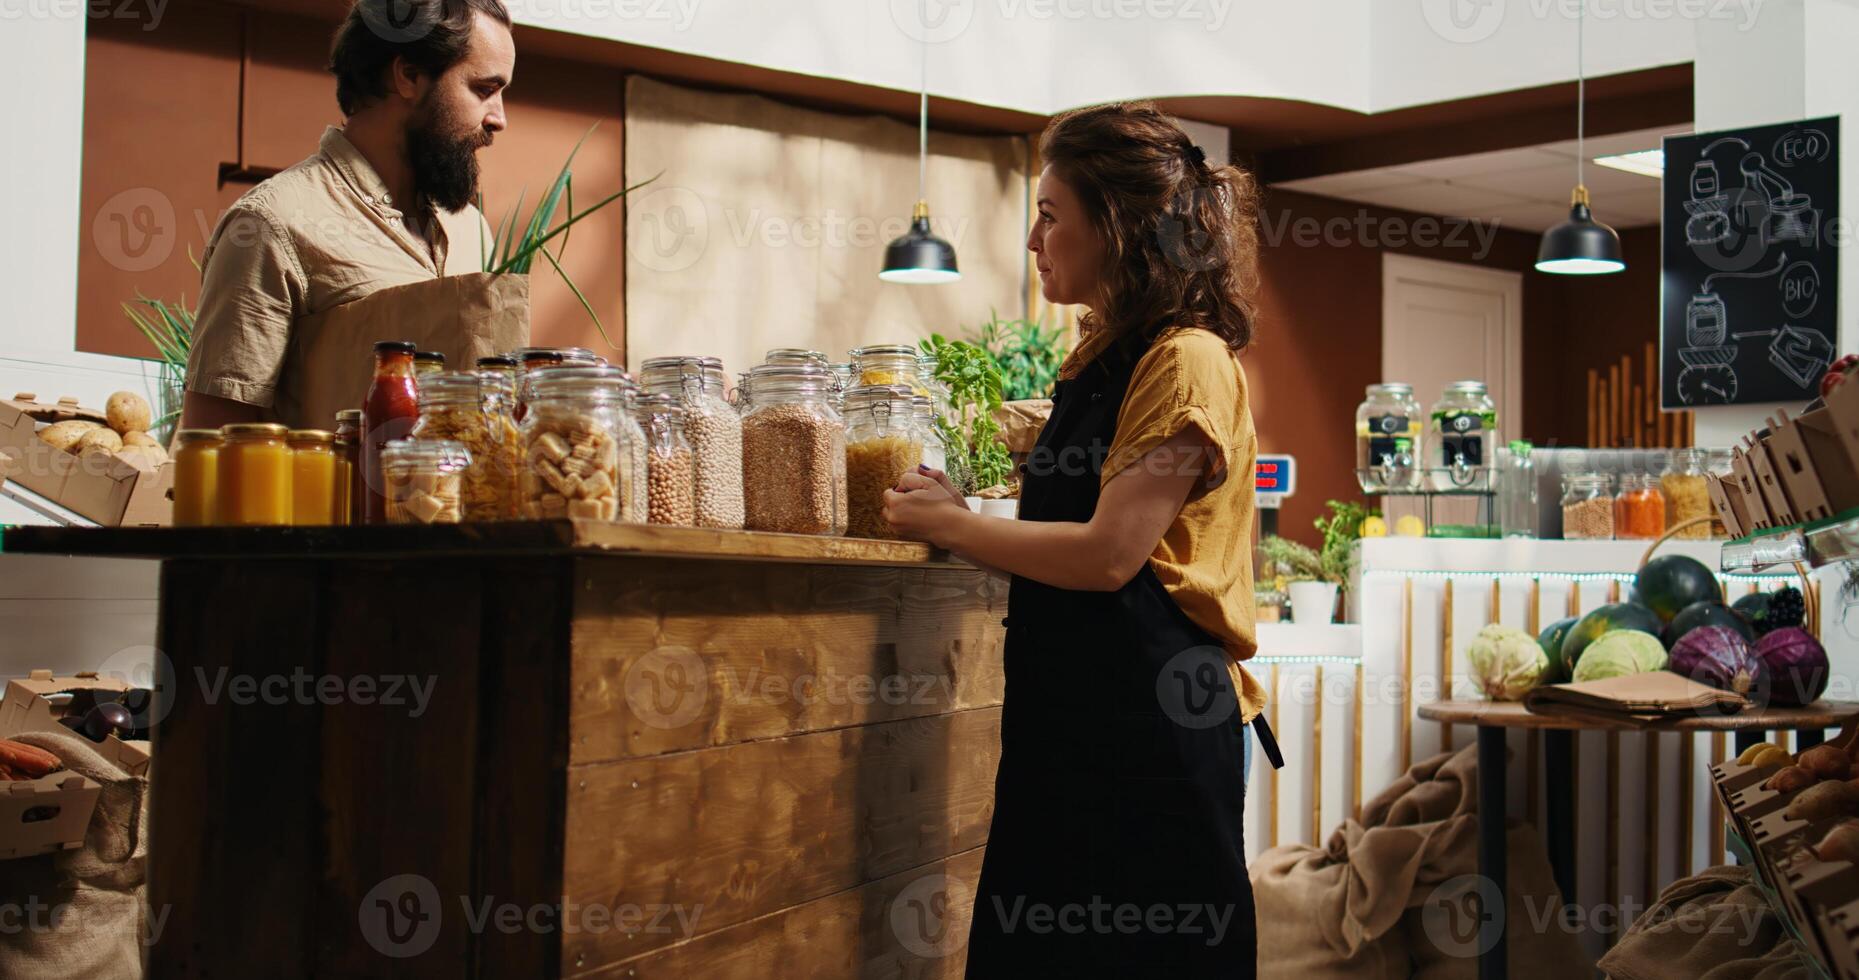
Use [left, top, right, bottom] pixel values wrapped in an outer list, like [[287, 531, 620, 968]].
[[1597, 865, 1814, 980], [0, 729, 149, 980], [1252, 745, 1591, 980]]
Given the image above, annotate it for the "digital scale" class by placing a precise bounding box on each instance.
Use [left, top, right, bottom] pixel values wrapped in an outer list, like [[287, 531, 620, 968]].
[[1255, 454, 1295, 538]]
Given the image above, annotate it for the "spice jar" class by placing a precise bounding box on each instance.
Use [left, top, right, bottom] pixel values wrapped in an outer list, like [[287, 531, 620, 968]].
[[1355, 383, 1423, 492], [1429, 381, 1497, 491], [642, 356, 745, 530], [639, 394, 695, 525], [913, 394, 945, 472], [411, 372, 521, 521], [171, 429, 221, 528], [852, 344, 929, 394], [362, 340, 420, 524], [217, 423, 293, 526], [381, 438, 468, 524], [741, 363, 846, 535], [1662, 448, 1712, 540], [1561, 473, 1614, 540], [333, 410, 361, 526], [414, 351, 446, 377], [844, 385, 922, 539], [519, 366, 628, 521], [288, 429, 336, 526], [619, 375, 650, 523], [1615, 472, 1666, 540]]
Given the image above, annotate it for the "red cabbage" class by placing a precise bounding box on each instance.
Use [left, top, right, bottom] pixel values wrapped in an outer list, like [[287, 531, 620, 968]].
[[1754, 627, 1830, 708], [1669, 626, 1761, 695]]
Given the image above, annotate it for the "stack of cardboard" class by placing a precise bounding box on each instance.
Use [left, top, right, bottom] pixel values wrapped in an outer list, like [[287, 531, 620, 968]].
[[1708, 381, 1859, 537], [0, 393, 172, 526]]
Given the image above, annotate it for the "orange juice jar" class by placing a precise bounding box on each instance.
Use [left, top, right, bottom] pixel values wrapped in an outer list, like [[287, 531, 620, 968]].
[[171, 429, 222, 527], [288, 429, 336, 526], [216, 423, 293, 526]]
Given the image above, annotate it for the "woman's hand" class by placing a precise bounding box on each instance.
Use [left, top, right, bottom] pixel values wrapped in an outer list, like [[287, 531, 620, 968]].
[[883, 471, 973, 547], [911, 465, 969, 508]]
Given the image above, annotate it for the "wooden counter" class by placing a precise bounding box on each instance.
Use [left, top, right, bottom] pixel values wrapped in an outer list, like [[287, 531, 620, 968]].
[[3, 522, 1006, 978]]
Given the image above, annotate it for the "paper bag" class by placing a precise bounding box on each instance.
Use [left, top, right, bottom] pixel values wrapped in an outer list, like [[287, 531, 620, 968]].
[[272, 272, 530, 431]]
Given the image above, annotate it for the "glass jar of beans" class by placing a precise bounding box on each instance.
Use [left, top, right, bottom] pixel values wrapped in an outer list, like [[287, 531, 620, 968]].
[[639, 393, 695, 526], [641, 356, 745, 530], [1560, 472, 1614, 540], [741, 363, 847, 535]]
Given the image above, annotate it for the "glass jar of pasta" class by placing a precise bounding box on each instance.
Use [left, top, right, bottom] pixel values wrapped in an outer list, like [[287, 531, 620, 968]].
[[741, 364, 846, 535], [844, 384, 922, 539], [411, 371, 521, 521], [381, 439, 469, 524], [641, 356, 745, 529], [518, 367, 629, 521], [852, 344, 928, 393], [1661, 448, 1712, 539]]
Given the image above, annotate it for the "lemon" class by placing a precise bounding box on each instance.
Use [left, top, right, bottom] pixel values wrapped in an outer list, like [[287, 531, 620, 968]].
[[1395, 515, 1426, 537], [1360, 516, 1388, 538]]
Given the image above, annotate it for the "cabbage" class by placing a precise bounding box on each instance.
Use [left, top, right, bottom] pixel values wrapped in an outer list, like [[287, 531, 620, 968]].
[[1571, 629, 1668, 682], [1755, 627, 1830, 707], [1468, 624, 1548, 700], [1669, 625, 1761, 694]]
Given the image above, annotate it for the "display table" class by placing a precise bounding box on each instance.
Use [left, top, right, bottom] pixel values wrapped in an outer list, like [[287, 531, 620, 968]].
[[1419, 699, 1859, 980], [1, 521, 1005, 978]]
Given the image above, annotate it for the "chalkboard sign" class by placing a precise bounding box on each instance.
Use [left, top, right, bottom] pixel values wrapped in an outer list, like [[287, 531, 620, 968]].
[[1661, 116, 1839, 409]]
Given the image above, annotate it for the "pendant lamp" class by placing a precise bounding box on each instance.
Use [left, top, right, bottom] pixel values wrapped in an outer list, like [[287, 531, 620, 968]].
[[1536, 0, 1625, 275], [880, 33, 960, 284]]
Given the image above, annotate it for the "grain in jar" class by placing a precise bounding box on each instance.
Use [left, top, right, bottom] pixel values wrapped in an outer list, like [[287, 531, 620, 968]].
[[1614, 472, 1665, 539], [1561, 472, 1613, 540], [844, 385, 922, 539], [639, 393, 695, 525], [741, 363, 846, 535], [641, 356, 745, 529], [381, 439, 468, 524], [1661, 448, 1712, 539], [411, 371, 521, 521], [519, 367, 629, 521]]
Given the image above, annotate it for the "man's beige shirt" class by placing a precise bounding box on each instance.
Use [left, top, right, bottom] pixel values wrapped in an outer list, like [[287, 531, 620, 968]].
[[186, 126, 492, 408]]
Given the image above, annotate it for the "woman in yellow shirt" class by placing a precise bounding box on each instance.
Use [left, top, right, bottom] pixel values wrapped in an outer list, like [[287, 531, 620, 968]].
[[884, 101, 1277, 977]]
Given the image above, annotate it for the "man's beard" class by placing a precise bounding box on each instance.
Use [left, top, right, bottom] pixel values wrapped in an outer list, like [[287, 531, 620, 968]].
[[406, 97, 490, 213]]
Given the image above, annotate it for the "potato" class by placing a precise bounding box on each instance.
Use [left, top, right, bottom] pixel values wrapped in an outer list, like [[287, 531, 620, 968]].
[[105, 391, 151, 436], [122, 431, 161, 450], [1766, 765, 1818, 794], [75, 428, 123, 456], [1786, 780, 1859, 822], [1815, 820, 1859, 863], [37, 420, 102, 454], [1800, 744, 1853, 781]]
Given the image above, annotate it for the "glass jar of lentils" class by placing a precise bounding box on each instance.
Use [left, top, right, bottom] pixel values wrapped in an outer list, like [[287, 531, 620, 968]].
[[741, 363, 846, 535], [642, 356, 745, 529]]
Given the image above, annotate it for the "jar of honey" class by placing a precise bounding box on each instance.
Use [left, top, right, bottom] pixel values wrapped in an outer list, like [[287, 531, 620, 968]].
[[217, 423, 293, 526], [171, 429, 222, 527], [288, 429, 336, 525], [333, 410, 362, 525]]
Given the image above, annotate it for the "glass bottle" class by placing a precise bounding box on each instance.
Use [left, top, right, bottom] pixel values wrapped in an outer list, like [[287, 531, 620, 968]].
[[912, 394, 945, 472], [844, 384, 923, 539], [917, 352, 953, 419], [217, 423, 293, 526], [639, 393, 695, 526], [1498, 440, 1537, 538], [851, 344, 928, 393], [362, 340, 420, 524], [619, 374, 649, 523], [476, 355, 519, 405], [518, 366, 628, 522], [641, 356, 745, 530], [411, 372, 520, 521], [740, 363, 846, 535], [1614, 472, 1666, 540], [171, 429, 221, 528], [287, 429, 336, 526], [1662, 448, 1712, 540], [1429, 381, 1498, 491], [1355, 383, 1423, 492], [381, 439, 469, 524], [413, 351, 446, 377], [1560, 473, 1614, 540], [332, 410, 361, 526]]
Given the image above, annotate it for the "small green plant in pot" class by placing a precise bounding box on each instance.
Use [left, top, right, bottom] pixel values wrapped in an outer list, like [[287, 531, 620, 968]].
[[918, 334, 1012, 496], [1258, 500, 1375, 624]]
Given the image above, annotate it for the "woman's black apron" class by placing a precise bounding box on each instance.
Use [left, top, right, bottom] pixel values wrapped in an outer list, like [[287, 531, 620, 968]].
[[964, 342, 1280, 978]]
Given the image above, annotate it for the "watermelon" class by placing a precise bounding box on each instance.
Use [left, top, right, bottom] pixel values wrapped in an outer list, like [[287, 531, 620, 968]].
[[1731, 592, 1777, 635], [1561, 602, 1664, 678], [1663, 600, 1756, 649], [1632, 555, 1723, 624], [1538, 617, 1578, 682]]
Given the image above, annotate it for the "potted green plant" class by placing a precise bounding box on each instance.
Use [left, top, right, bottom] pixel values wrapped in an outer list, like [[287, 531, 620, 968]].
[[918, 334, 1013, 507], [122, 282, 196, 445], [974, 310, 1066, 402], [1258, 501, 1375, 624]]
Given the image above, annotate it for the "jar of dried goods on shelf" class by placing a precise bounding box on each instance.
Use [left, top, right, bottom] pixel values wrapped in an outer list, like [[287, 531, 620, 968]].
[[618, 374, 650, 524], [411, 372, 521, 521], [741, 363, 846, 535], [1561, 472, 1614, 540], [1355, 382, 1423, 493], [641, 356, 745, 530], [851, 344, 928, 394], [287, 429, 336, 526], [171, 429, 222, 528], [1428, 380, 1498, 492], [413, 350, 446, 377], [218, 423, 294, 526], [912, 394, 945, 473], [1614, 471, 1666, 540], [381, 438, 469, 525], [1661, 448, 1712, 539], [844, 384, 922, 539], [519, 367, 631, 522], [639, 393, 695, 526], [765, 348, 828, 370]]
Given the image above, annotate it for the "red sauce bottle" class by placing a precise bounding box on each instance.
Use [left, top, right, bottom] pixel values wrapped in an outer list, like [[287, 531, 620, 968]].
[[361, 340, 420, 524]]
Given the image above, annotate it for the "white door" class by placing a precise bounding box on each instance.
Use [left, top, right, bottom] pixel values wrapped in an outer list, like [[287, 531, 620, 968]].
[[1380, 255, 1524, 527]]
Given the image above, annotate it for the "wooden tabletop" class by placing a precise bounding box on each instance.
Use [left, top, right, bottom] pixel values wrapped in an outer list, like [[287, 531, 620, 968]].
[[1418, 698, 1859, 732], [0, 520, 964, 568]]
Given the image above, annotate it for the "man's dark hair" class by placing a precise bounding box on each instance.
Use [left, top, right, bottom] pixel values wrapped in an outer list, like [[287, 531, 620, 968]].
[[328, 0, 512, 116]]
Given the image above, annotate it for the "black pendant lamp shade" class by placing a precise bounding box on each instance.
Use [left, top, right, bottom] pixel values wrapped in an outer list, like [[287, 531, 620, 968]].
[[881, 201, 960, 284], [1536, 185, 1626, 275]]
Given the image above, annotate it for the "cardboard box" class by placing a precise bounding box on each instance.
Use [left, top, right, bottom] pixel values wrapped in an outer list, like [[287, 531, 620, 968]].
[[1815, 897, 1859, 980], [0, 670, 119, 861], [1732, 446, 1775, 530], [0, 671, 150, 778], [1767, 408, 1859, 523], [1747, 434, 1801, 527], [0, 393, 173, 526], [1706, 472, 1750, 539]]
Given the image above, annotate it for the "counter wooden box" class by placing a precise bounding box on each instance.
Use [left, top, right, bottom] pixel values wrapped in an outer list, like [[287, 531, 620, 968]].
[[0, 521, 1007, 978], [0, 394, 173, 526], [1818, 897, 1859, 980]]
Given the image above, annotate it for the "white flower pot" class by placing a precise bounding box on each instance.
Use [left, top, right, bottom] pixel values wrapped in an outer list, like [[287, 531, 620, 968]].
[[965, 495, 984, 512], [979, 499, 1018, 520], [1287, 581, 1340, 624]]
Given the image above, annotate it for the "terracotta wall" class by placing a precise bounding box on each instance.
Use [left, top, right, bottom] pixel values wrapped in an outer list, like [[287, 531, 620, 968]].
[[1248, 189, 1658, 545], [77, 4, 628, 364]]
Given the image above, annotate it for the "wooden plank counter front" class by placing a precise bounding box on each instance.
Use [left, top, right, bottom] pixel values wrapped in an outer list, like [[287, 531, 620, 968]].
[[0, 521, 1006, 978]]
